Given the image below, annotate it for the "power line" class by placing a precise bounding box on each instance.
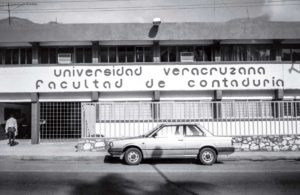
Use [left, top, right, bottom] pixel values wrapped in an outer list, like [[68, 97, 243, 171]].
[[1, 1, 299, 14], [0, 2, 37, 24], [12, 0, 300, 5]]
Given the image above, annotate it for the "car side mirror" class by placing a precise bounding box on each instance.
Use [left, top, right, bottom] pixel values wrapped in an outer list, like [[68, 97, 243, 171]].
[[152, 133, 157, 138]]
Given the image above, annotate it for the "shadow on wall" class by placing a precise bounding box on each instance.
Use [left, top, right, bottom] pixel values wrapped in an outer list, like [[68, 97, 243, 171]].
[[148, 26, 159, 38], [71, 173, 216, 195]]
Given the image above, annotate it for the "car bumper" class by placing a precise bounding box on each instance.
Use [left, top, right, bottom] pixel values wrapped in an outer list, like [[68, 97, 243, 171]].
[[216, 147, 235, 155], [108, 148, 123, 157]]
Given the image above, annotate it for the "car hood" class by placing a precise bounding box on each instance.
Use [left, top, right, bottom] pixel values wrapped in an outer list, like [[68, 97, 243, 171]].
[[105, 136, 145, 143]]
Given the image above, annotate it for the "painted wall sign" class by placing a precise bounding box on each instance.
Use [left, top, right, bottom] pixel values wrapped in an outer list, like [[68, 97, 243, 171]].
[[0, 64, 299, 92], [58, 53, 72, 64]]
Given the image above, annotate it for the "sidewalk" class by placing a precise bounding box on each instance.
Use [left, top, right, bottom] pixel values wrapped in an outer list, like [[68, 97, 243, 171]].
[[1, 139, 300, 161]]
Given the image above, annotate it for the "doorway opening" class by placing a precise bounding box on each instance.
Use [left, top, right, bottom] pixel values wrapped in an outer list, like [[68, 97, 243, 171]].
[[0, 103, 31, 140]]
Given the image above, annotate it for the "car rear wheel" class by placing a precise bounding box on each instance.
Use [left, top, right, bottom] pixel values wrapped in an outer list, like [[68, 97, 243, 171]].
[[124, 148, 142, 165], [199, 148, 217, 165]]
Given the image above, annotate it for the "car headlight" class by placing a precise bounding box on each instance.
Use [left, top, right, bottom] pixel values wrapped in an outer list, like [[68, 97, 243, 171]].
[[109, 142, 113, 147]]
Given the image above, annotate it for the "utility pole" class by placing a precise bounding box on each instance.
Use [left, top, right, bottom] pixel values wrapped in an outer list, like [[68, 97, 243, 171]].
[[0, 2, 37, 25]]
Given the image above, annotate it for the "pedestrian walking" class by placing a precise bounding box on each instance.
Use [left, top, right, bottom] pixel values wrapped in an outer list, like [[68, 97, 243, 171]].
[[5, 114, 18, 146]]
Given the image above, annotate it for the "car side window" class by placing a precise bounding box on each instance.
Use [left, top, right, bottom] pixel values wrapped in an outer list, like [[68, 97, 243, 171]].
[[186, 125, 204, 136], [155, 125, 184, 138]]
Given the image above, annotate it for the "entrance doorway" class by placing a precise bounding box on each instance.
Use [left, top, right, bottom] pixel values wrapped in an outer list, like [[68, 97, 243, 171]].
[[0, 103, 31, 140]]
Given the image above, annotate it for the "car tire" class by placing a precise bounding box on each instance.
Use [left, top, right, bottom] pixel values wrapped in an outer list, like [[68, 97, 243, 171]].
[[124, 148, 142, 165], [199, 148, 217, 165]]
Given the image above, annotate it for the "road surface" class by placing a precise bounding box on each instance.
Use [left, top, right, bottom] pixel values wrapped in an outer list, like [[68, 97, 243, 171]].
[[0, 158, 300, 195]]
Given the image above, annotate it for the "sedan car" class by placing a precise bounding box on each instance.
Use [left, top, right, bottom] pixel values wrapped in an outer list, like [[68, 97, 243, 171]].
[[107, 123, 234, 165]]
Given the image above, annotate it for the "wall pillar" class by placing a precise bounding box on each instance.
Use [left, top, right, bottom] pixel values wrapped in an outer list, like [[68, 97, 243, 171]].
[[273, 89, 284, 118], [152, 91, 160, 120], [213, 90, 222, 119], [31, 93, 40, 144], [91, 92, 99, 102], [92, 41, 99, 63], [153, 41, 160, 63]]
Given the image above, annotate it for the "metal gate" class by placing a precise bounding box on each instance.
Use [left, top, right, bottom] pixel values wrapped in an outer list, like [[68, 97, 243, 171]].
[[82, 101, 300, 138], [40, 102, 81, 141]]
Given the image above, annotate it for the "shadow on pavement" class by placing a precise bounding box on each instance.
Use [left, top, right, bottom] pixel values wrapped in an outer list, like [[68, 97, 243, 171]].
[[71, 172, 217, 195], [72, 174, 144, 195], [104, 155, 126, 164], [104, 155, 225, 165], [10, 141, 19, 146]]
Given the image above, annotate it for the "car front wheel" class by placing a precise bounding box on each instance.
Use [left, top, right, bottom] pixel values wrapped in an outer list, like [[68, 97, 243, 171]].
[[124, 148, 142, 165], [199, 148, 217, 165]]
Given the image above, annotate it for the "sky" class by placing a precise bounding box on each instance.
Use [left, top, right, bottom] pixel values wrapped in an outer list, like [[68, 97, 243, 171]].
[[0, 0, 299, 24]]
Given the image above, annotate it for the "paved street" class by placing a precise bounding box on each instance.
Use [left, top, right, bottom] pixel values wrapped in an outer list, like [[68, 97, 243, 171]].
[[0, 158, 300, 195]]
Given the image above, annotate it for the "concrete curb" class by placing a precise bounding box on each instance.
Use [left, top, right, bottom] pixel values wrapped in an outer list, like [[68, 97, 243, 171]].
[[0, 155, 106, 161], [219, 155, 300, 161]]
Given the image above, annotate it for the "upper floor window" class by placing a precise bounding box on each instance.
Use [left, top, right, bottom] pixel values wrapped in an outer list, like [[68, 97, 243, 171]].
[[99, 46, 153, 63], [0, 48, 32, 65], [282, 46, 300, 61], [39, 47, 93, 64], [221, 45, 274, 61], [160, 46, 212, 62]]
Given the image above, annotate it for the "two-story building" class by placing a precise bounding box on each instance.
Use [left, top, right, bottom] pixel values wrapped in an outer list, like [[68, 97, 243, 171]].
[[0, 17, 299, 143]]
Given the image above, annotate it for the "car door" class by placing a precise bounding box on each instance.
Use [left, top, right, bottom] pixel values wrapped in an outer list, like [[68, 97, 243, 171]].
[[184, 125, 206, 157], [144, 125, 185, 158]]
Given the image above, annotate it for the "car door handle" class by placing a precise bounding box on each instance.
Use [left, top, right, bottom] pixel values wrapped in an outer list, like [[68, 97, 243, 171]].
[[178, 139, 184, 141]]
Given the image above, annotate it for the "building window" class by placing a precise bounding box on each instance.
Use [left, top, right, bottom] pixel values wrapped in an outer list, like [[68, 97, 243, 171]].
[[118, 47, 126, 63], [100, 46, 153, 63], [0, 49, 3, 64], [40, 48, 49, 64], [49, 48, 57, 64], [100, 47, 108, 63], [282, 46, 300, 61], [76, 48, 84, 63], [144, 47, 153, 62], [40, 47, 92, 64], [109, 47, 117, 63], [160, 46, 212, 62], [136, 47, 143, 62], [118, 47, 135, 63], [2, 48, 32, 65], [221, 45, 273, 61], [75, 47, 92, 63], [84, 48, 92, 63]]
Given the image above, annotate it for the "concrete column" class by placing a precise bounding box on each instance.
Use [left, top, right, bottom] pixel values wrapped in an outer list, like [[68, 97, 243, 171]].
[[91, 92, 99, 102], [152, 91, 160, 120], [153, 41, 160, 63], [92, 41, 99, 63], [31, 93, 40, 144], [31, 42, 39, 64], [213, 40, 221, 62], [213, 90, 222, 119], [273, 89, 284, 118]]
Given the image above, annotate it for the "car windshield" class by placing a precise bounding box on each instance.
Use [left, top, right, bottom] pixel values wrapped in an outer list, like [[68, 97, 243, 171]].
[[143, 124, 162, 137]]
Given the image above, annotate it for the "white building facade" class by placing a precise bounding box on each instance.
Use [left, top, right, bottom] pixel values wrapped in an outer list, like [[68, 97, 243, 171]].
[[0, 19, 299, 143]]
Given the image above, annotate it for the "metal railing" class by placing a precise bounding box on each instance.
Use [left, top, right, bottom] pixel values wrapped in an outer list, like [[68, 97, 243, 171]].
[[82, 101, 300, 138]]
